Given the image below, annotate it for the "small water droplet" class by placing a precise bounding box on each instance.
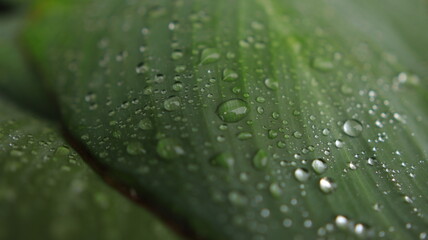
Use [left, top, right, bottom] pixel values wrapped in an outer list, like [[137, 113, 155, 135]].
[[217, 99, 249, 123], [210, 152, 234, 169], [223, 68, 239, 81], [228, 191, 247, 206], [343, 119, 363, 137], [156, 138, 184, 160], [138, 118, 153, 130], [171, 50, 184, 60], [200, 48, 220, 64], [319, 177, 336, 193], [126, 141, 145, 155], [311, 159, 327, 174], [253, 149, 269, 170], [269, 182, 282, 198], [237, 132, 253, 140], [335, 139, 344, 148], [294, 168, 310, 182], [172, 81, 184, 92], [164, 96, 181, 111], [335, 215, 348, 229], [264, 78, 279, 90], [312, 57, 334, 71]]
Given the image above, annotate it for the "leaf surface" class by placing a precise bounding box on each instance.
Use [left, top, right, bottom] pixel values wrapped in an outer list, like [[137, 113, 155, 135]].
[[24, 0, 428, 239]]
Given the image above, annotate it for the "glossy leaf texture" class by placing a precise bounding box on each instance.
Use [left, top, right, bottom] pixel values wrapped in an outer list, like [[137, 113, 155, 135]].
[[24, 0, 428, 239]]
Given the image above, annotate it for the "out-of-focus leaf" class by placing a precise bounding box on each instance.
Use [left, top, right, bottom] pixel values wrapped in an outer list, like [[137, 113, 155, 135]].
[[24, 0, 428, 239], [0, 13, 54, 118], [0, 96, 181, 240]]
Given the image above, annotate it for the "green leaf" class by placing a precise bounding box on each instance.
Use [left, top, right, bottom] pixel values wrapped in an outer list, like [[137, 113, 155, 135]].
[[24, 0, 428, 239], [0, 96, 181, 240]]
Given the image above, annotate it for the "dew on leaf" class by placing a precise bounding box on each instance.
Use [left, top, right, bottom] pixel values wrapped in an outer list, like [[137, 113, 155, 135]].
[[138, 118, 153, 130], [335, 139, 344, 148], [253, 149, 269, 170], [216, 99, 249, 123], [126, 141, 145, 156], [210, 152, 234, 169], [156, 138, 184, 160], [294, 168, 310, 182], [200, 48, 220, 64], [343, 119, 363, 137], [172, 82, 183, 92], [319, 177, 336, 193], [228, 191, 248, 206], [237, 132, 253, 140], [312, 57, 334, 71], [171, 50, 183, 60], [335, 215, 348, 229], [164, 96, 181, 111], [223, 68, 239, 81], [264, 78, 279, 90], [269, 182, 282, 198], [311, 159, 327, 174]]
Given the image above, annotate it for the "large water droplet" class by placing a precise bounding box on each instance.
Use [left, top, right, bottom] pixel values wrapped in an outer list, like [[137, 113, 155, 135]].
[[253, 149, 268, 170], [156, 138, 184, 160], [217, 99, 249, 123], [343, 119, 363, 137]]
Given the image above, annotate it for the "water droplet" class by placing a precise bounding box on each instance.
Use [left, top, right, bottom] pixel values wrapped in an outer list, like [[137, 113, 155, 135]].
[[164, 96, 181, 111], [136, 62, 148, 74], [253, 149, 269, 170], [172, 81, 183, 92], [268, 129, 278, 139], [283, 219, 293, 227], [311, 159, 327, 174], [343, 119, 363, 137], [237, 132, 253, 140], [210, 152, 234, 169], [335, 215, 348, 229], [260, 208, 270, 218], [223, 68, 239, 81], [264, 78, 279, 90], [293, 131, 303, 138], [156, 138, 184, 160], [55, 146, 70, 156], [171, 50, 184, 60], [269, 182, 282, 198], [319, 177, 336, 193], [126, 141, 145, 155], [138, 118, 153, 130], [322, 128, 330, 136], [312, 57, 334, 71], [200, 48, 220, 64], [217, 99, 249, 123], [228, 191, 247, 206], [335, 139, 344, 148], [294, 168, 310, 182]]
